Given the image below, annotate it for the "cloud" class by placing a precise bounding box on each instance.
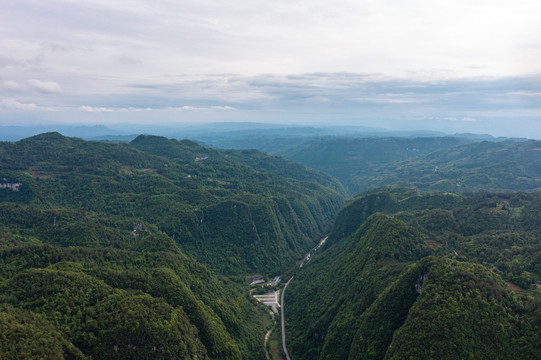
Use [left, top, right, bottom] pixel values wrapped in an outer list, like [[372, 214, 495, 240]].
[[2, 81, 22, 91], [443, 117, 477, 122], [0, 98, 38, 111], [0, 55, 18, 69], [0, 98, 56, 111], [166, 106, 204, 111], [116, 55, 142, 65], [80, 105, 236, 112], [41, 41, 76, 52], [210, 106, 235, 110], [353, 94, 426, 104], [79, 106, 115, 112], [28, 79, 62, 94]]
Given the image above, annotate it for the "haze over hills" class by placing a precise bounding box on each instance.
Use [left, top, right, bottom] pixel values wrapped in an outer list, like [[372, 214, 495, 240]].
[[0, 122, 454, 143]]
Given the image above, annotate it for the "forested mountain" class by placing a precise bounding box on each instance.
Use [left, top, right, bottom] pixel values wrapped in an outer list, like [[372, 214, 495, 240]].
[[275, 137, 473, 194], [3, 131, 541, 360], [286, 188, 541, 360], [362, 140, 541, 192], [0, 132, 346, 359], [273, 137, 540, 196], [0, 133, 345, 274]]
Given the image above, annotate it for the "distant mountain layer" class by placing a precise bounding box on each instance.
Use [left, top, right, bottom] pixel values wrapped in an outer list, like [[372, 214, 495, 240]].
[[277, 136, 473, 194], [273, 137, 541, 195], [0, 132, 347, 359], [286, 188, 541, 360], [363, 140, 541, 192]]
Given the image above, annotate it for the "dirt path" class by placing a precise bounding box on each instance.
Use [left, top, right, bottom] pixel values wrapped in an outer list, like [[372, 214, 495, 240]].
[[264, 322, 275, 360]]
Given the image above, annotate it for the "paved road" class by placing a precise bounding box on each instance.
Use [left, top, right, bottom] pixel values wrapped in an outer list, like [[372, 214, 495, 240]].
[[281, 276, 293, 360], [280, 236, 328, 359]]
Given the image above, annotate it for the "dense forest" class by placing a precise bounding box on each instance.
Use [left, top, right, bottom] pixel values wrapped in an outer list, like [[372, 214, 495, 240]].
[[0, 133, 346, 359], [286, 188, 541, 359], [2, 131, 541, 359], [203, 134, 540, 196], [272, 137, 541, 195], [276, 137, 472, 194], [194, 134, 541, 196]]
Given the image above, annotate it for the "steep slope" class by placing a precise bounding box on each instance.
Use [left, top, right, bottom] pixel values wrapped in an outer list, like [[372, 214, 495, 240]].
[[129, 135, 346, 273], [0, 132, 346, 359], [286, 188, 541, 360], [0, 205, 259, 359], [0, 133, 345, 274]]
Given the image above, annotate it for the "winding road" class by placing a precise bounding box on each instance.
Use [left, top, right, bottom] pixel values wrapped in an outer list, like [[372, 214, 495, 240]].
[[280, 236, 328, 360], [281, 277, 293, 360]]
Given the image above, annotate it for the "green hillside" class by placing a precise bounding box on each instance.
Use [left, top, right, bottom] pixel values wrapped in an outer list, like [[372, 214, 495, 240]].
[[0, 133, 346, 359], [274, 137, 541, 196], [286, 188, 541, 360], [277, 137, 471, 194], [0, 133, 345, 274], [0, 204, 261, 359], [365, 140, 541, 192]]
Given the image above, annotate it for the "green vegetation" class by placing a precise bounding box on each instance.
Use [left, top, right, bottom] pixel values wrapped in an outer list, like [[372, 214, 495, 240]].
[[4, 131, 541, 359], [271, 137, 541, 196], [0, 207, 263, 359], [286, 188, 541, 359], [0, 133, 345, 274], [0, 133, 346, 359], [276, 137, 471, 194], [365, 140, 541, 193]]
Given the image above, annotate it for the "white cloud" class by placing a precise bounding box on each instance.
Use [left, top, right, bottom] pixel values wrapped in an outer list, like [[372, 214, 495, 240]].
[[3, 0, 541, 82], [353, 94, 426, 104], [164, 106, 236, 111], [28, 79, 62, 94], [118, 107, 154, 112], [80, 105, 235, 112], [443, 117, 477, 122], [167, 106, 204, 111], [210, 106, 236, 110], [0, 98, 38, 111], [0, 98, 56, 111], [79, 106, 115, 112]]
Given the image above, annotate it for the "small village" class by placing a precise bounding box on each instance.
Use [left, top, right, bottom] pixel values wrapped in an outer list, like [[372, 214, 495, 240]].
[[249, 275, 282, 314]]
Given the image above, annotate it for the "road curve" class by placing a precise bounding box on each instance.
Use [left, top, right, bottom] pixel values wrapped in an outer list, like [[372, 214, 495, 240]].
[[280, 236, 327, 360], [281, 276, 293, 360]]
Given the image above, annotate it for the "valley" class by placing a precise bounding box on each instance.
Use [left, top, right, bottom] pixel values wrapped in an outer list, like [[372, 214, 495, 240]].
[[0, 133, 344, 359], [1, 132, 540, 359], [5, 1, 541, 358]]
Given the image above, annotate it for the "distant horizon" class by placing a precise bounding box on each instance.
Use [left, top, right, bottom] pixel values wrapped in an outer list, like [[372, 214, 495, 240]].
[[0, 121, 533, 142]]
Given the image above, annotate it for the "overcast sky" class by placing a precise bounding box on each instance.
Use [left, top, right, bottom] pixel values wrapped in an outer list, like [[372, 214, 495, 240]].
[[1, 0, 541, 137]]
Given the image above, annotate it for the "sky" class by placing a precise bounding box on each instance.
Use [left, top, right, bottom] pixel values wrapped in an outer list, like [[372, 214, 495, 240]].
[[1, 0, 541, 137]]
